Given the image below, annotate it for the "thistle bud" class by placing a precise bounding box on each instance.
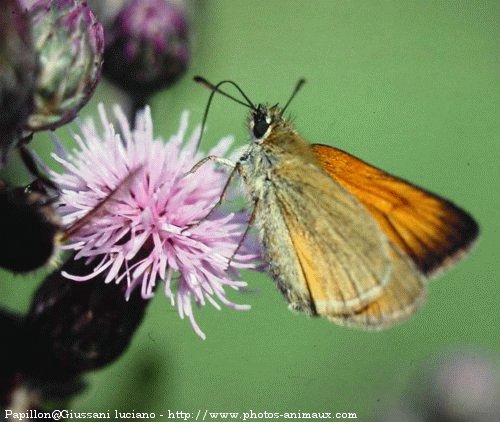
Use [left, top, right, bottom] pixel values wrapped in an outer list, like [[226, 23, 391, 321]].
[[0, 0, 37, 163], [0, 307, 85, 408], [103, 0, 190, 98], [0, 309, 26, 407], [25, 255, 149, 381], [26, 0, 104, 132], [0, 179, 61, 274]]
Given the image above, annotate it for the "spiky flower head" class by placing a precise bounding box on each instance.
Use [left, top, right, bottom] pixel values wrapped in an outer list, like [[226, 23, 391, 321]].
[[48, 105, 259, 339], [0, 0, 37, 164], [26, 0, 104, 132], [102, 0, 189, 97]]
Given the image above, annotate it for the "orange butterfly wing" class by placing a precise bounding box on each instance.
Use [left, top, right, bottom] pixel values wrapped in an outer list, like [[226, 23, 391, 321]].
[[311, 144, 479, 276]]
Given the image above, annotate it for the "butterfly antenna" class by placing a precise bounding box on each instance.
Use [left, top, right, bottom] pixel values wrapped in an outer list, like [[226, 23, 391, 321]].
[[194, 76, 255, 109], [194, 76, 257, 150], [282, 78, 306, 114]]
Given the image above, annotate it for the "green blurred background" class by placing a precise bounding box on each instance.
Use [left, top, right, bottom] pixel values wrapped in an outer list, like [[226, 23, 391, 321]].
[[1, 0, 499, 419]]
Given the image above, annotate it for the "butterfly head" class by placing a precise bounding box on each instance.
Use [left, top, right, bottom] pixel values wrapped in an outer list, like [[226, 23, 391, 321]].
[[248, 104, 285, 143], [193, 76, 305, 144]]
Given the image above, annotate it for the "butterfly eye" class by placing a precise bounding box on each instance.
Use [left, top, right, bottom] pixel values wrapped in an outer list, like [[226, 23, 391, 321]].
[[253, 116, 270, 139]]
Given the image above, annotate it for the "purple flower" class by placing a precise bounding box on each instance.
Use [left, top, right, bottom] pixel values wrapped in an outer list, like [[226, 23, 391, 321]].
[[48, 105, 260, 339]]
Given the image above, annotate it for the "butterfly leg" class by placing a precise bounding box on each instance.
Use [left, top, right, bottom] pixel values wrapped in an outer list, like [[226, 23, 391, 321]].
[[184, 155, 235, 176], [227, 198, 259, 268], [182, 161, 241, 233]]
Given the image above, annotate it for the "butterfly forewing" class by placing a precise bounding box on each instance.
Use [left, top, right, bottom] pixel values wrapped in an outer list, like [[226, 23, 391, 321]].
[[311, 144, 479, 276]]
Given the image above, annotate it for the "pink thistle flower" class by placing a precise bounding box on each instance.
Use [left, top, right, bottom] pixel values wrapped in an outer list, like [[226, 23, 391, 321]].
[[48, 104, 260, 339]]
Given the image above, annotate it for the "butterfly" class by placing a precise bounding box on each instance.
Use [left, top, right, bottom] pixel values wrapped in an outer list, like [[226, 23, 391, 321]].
[[194, 76, 479, 329]]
